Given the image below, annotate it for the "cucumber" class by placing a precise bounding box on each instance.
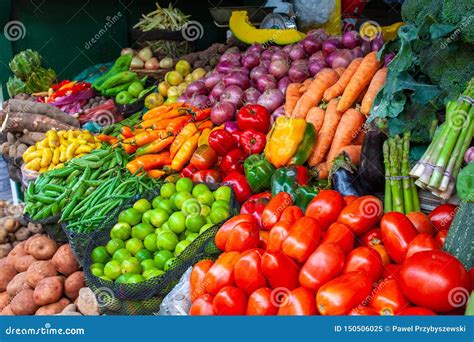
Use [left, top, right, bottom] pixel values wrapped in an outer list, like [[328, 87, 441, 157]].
[[443, 202, 473, 269]]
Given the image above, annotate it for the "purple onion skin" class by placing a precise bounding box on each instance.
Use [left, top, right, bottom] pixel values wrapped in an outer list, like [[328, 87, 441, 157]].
[[220, 85, 244, 108], [360, 39, 371, 55], [331, 50, 354, 69], [351, 47, 364, 59], [322, 38, 343, 56], [244, 87, 261, 104], [310, 51, 326, 62], [261, 49, 273, 60], [248, 43, 264, 53], [464, 147, 474, 163], [282, 44, 293, 55], [204, 72, 223, 89], [308, 60, 327, 76], [271, 105, 285, 125], [257, 89, 284, 113], [289, 64, 310, 83], [302, 37, 322, 55], [216, 60, 239, 73], [371, 35, 384, 52], [256, 74, 277, 93], [242, 53, 260, 69], [224, 121, 239, 133], [211, 101, 236, 125], [223, 72, 250, 90], [211, 81, 226, 99], [260, 59, 271, 68], [384, 52, 396, 66], [342, 31, 361, 49], [269, 59, 289, 79], [277, 77, 291, 94], [307, 28, 328, 41], [185, 80, 208, 97], [289, 46, 306, 61], [178, 95, 190, 103], [250, 66, 267, 80], [271, 50, 288, 62], [189, 94, 210, 109]]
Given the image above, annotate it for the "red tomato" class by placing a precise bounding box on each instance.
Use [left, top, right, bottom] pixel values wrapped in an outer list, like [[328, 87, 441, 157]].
[[343, 246, 383, 282], [213, 286, 247, 315], [369, 279, 410, 315], [360, 228, 382, 247], [190, 144, 218, 170], [280, 205, 304, 224], [372, 244, 391, 266], [405, 233, 438, 259], [337, 195, 383, 235], [204, 251, 241, 295], [261, 251, 300, 290], [246, 288, 278, 315], [259, 230, 269, 249], [190, 294, 215, 315], [266, 221, 292, 252], [281, 216, 322, 263], [190, 259, 214, 301], [299, 243, 345, 291], [398, 307, 436, 315], [225, 221, 260, 252], [349, 307, 380, 315], [428, 203, 457, 232], [215, 214, 256, 251], [306, 190, 345, 230], [261, 192, 294, 230], [382, 264, 400, 280], [406, 212, 434, 234], [344, 195, 358, 206], [321, 222, 355, 254], [278, 287, 317, 315], [234, 249, 267, 295], [380, 212, 418, 264], [399, 250, 470, 312], [434, 230, 448, 248], [316, 271, 373, 315]]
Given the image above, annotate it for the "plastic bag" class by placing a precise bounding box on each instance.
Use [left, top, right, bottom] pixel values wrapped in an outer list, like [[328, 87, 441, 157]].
[[158, 267, 192, 315], [294, 0, 341, 35], [21, 163, 39, 187]]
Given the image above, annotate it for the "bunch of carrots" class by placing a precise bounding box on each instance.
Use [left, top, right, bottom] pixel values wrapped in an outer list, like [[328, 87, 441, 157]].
[[97, 102, 213, 179], [285, 51, 387, 179]]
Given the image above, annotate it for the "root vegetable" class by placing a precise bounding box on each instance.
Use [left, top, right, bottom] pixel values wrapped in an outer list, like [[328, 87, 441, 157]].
[[26, 261, 58, 288], [0, 243, 12, 258], [14, 255, 36, 272], [6, 272, 29, 296], [0, 264, 17, 291], [64, 271, 85, 300], [8, 145, 17, 158], [16, 143, 27, 158], [0, 227, 7, 243], [0, 292, 10, 311], [5, 242, 27, 267], [18, 130, 46, 145], [52, 244, 79, 276], [10, 289, 38, 315], [1, 305, 14, 315], [33, 276, 64, 306], [27, 222, 43, 234], [4, 218, 19, 233], [35, 297, 70, 315], [14, 227, 31, 241], [5, 100, 80, 127], [0, 112, 76, 133], [27, 236, 57, 260]]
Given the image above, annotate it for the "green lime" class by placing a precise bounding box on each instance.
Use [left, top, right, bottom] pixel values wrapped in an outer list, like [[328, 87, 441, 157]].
[[152, 196, 163, 209], [118, 208, 142, 226], [131, 223, 155, 240], [164, 257, 177, 271], [181, 198, 202, 216], [110, 222, 131, 240], [160, 183, 176, 199], [174, 191, 193, 210], [91, 266, 104, 277], [212, 200, 230, 211], [103, 260, 121, 280], [143, 234, 158, 252], [100, 276, 113, 282], [186, 233, 199, 242], [149, 209, 169, 228], [142, 210, 152, 224], [178, 232, 186, 241], [133, 199, 151, 213], [185, 214, 206, 233], [91, 246, 110, 264], [156, 231, 179, 251], [155, 199, 174, 215], [135, 249, 153, 262], [197, 191, 214, 207], [209, 206, 229, 224], [174, 240, 191, 256], [200, 204, 211, 217], [125, 238, 144, 255], [169, 192, 179, 210], [121, 257, 142, 274], [161, 221, 170, 231], [176, 177, 193, 193], [112, 248, 132, 263], [106, 238, 125, 256], [214, 186, 231, 202], [125, 274, 145, 283], [192, 183, 210, 197], [91, 263, 104, 270], [141, 259, 156, 271], [153, 250, 174, 270], [116, 273, 133, 284], [199, 223, 214, 235], [143, 268, 164, 280], [168, 211, 186, 233]]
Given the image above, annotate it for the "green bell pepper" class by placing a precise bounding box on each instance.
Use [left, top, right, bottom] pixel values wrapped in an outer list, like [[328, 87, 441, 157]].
[[244, 154, 275, 192], [271, 165, 310, 199], [289, 122, 316, 165], [295, 186, 319, 212]]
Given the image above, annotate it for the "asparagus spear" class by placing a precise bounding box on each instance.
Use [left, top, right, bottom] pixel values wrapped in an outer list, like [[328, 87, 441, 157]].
[[383, 140, 392, 212], [411, 178, 420, 212], [401, 132, 413, 213], [389, 137, 404, 213]]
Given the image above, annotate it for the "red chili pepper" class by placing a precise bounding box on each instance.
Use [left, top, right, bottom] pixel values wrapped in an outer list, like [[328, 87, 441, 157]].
[[208, 129, 237, 156], [180, 164, 198, 178], [51, 80, 70, 91], [237, 104, 270, 134], [248, 191, 272, 201], [192, 169, 223, 183], [240, 195, 271, 229], [192, 108, 211, 121], [223, 171, 253, 203], [239, 129, 266, 155], [220, 148, 245, 174]]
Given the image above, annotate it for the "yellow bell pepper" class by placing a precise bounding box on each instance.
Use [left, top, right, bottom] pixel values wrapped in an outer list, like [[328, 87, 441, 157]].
[[264, 116, 307, 168], [198, 128, 212, 146]]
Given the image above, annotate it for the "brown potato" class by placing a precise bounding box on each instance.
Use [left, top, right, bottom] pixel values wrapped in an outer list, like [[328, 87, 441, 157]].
[[64, 271, 85, 300], [6, 272, 29, 296], [0, 305, 14, 315], [26, 261, 57, 288], [27, 236, 58, 260], [35, 297, 70, 315], [5, 241, 27, 267], [52, 244, 79, 276], [33, 276, 64, 306], [14, 255, 36, 273], [0, 292, 10, 311], [4, 218, 20, 233], [0, 264, 17, 292], [10, 289, 39, 315]]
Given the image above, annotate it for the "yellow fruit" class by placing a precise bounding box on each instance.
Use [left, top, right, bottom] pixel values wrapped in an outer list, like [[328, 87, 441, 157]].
[[144, 93, 164, 109], [40, 148, 53, 168], [23, 149, 43, 163], [192, 68, 206, 80], [52, 147, 60, 165], [25, 158, 41, 171], [166, 71, 183, 86], [158, 81, 170, 97], [66, 142, 79, 160], [75, 145, 94, 155], [167, 86, 179, 98], [59, 145, 67, 163], [175, 60, 191, 76], [46, 130, 60, 147]]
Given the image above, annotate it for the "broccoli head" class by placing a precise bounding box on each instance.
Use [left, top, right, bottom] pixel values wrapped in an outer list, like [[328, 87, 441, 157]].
[[440, 0, 474, 44], [401, 0, 441, 27]]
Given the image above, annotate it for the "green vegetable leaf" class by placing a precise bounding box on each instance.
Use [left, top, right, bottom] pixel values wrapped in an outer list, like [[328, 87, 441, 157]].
[[429, 23, 455, 39]]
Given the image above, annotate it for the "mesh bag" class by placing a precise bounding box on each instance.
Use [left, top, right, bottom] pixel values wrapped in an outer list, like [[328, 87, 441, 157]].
[[24, 213, 68, 243], [83, 184, 238, 315]]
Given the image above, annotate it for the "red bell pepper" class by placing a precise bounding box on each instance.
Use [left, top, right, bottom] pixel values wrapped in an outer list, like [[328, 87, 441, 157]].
[[190, 144, 218, 170], [240, 194, 270, 228], [220, 148, 245, 174], [208, 129, 237, 156], [223, 172, 252, 203], [181, 164, 198, 178], [237, 104, 270, 134], [239, 129, 266, 155], [191, 169, 223, 183], [247, 191, 272, 201]]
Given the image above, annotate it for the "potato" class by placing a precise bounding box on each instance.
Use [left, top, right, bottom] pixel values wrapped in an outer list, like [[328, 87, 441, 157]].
[[27, 222, 43, 234], [6, 241, 27, 267], [64, 271, 85, 300], [0, 227, 7, 243], [0, 264, 17, 292], [0, 243, 12, 259], [4, 218, 19, 233], [6, 272, 29, 296], [33, 276, 64, 306], [52, 244, 79, 276], [15, 255, 36, 273], [27, 236, 58, 260], [35, 297, 70, 315], [10, 289, 39, 315], [15, 227, 31, 241], [1, 305, 14, 315], [26, 261, 57, 288], [0, 292, 10, 311]]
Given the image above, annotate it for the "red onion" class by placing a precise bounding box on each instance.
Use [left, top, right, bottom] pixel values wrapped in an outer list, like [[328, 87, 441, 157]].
[[310, 51, 326, 62], [260, 59, 271, 68], [308, 60, 327, 76], [269, 59, 289, 79], [248, 43, 264, 54], [267, 46, 281, 53], [256, 74, 277, 93], [322, 38, 342, 56], [210, 81, 226, 99], [208, 94, 218, 105], [307, 29, 328, 41], [302, 37, 322, 55], [178, 94, 190, 103], [221, 85, 244, 108], [289, 64, 309, 83], [220, 52, 241, 63], [289, 45, 305, 61], [277, 77, 291, 94], [223, 72, 250, 89], [242, 53, 260, 69], [185, 80, 208, 97], [271, 105, 285, 125], [211, 101, 236, 125], [331, 50, 354, 68], [361, 39, 371, 55], [224, 121, 239, 133], [244, 87, 261, 104], [464, 147, 474, 163], [250, 66, 267, 80], [257, 89, 284, 113], [261, 49, 273, 60], [204, 72, 223, 89], [351, 46, 364, 58], [216, 60, 240, 74], [342, 31, 361, 49], [282, 44, 293, 55], [291, 59, 308, 68], [384, 52, 396, 66], [371, 35, 384, 52], [271, 50, 288, 62], [189, 94, 210, 109]]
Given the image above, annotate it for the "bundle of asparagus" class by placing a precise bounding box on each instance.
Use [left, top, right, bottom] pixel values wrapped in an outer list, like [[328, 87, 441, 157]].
[[383, 132, 420, 213], [410, 79, 474, 200]]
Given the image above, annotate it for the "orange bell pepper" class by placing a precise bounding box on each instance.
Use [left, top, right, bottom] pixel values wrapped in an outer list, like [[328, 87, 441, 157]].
[[169, 123, 197, 159], [126, 152, 171, 174]]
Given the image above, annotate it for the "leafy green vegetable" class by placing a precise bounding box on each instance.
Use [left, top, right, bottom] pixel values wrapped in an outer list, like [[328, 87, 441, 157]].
[[6, 75, 30, 97], [457, 163, 474, 203], [9, 49, 42, 79]]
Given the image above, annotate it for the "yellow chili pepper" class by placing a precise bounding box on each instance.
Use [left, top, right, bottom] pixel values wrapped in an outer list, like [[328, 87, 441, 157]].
[[52, 147, 61, 165], [198, 128, 212, 146], [25, 158, 41, 172], [59, 145, 67, 163], [66, 142, 79, 160], [169, 123, 197, 159], [46, 130, 60, 147], [171, 132, 200, 172], [75, 144, 94, 155], [40, 148, 53, 168], [23, 149, 43, 163]]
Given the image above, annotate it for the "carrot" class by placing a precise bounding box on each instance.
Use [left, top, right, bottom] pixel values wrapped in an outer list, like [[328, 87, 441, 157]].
[[323, 58, 362, 102], [326, 108, 366, 164], [316, 163, 329, 180], [171, 132, 200, 172], [169, 123, 197, 159], [360, 67, 387, 115], [305, 107, 325, 134], [285, 83, 302, 116], [133, 130, 172, 147], [146, 169, 166, 179], [308, 98, 344, 166], [334, 67, 345, 77], [337, 52, 382, 112], [351, 129, 366, 145], [299, 78, 313, 93], [292, 69, 339, 119], [126, 152, 171, 174], [356, 85, 369, 103]]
